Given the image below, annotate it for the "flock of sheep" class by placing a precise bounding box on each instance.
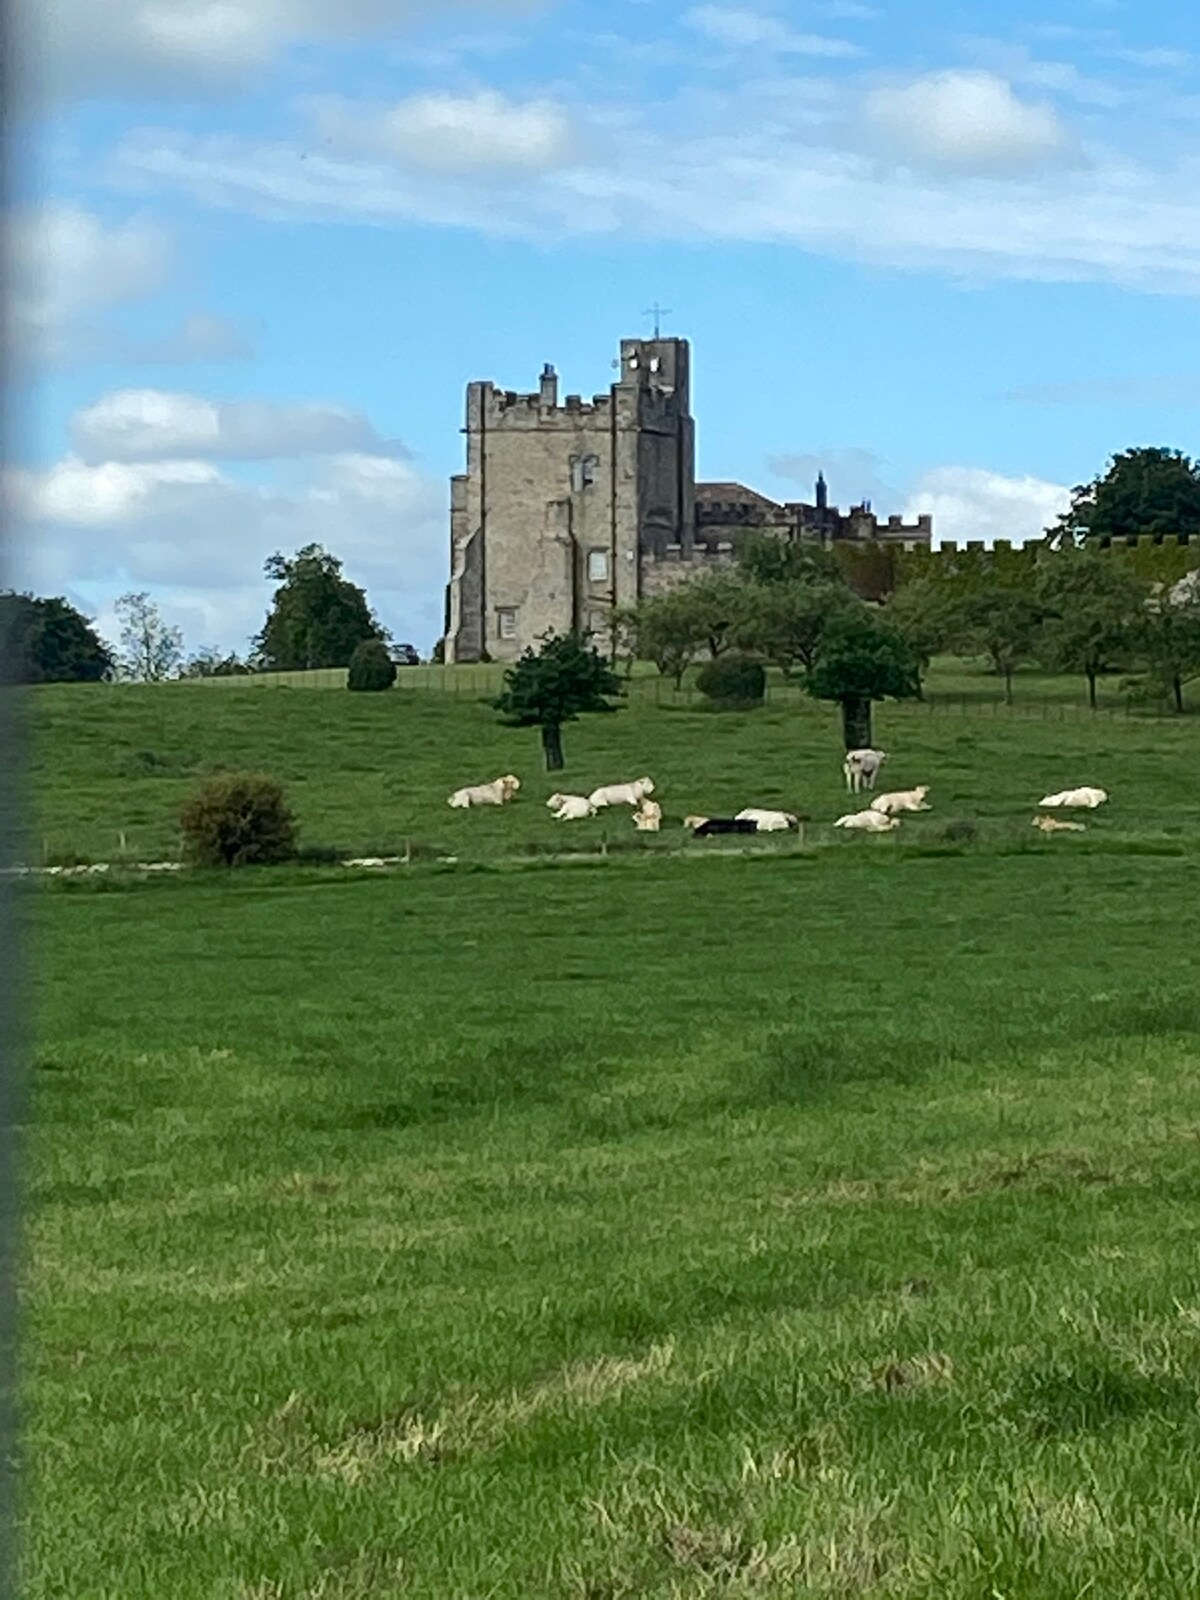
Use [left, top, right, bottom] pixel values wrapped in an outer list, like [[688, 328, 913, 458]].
[[446, 749, 1110, 839]]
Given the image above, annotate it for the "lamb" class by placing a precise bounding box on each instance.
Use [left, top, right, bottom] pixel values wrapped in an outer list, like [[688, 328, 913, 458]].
[[870, 785, 931, 816], [447, 774, 520, 808], [684, 815, 759, 837], [734, 807, 799, 832], [843, 748, 888, 793], [1038, 786, 1108, 809], [546, 793, 596, 820], [632, 799, 662, 831], [834, 809, 900, 832], [588, 777, 655, 809], [1033, 815, 1086, 833]]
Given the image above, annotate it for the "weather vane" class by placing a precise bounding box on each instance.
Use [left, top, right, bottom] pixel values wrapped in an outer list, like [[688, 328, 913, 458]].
[[642, 302, 672, 338]]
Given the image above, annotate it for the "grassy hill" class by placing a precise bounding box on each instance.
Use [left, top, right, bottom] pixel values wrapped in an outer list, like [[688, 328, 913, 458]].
[[17, 664, 1200, 1596], [23, 659, 1200, 865]]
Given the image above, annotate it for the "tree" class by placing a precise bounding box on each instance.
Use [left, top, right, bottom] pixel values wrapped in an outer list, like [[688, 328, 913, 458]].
[[253, 544, 387, 671], [1037, 551, 1147, 709], [956, 588, 1046, 704], [1125, 586, 1200, 713], [805, 610, 921, 749], [347, 638, 397, 692], [114, 592, 183, 682], [0, 591, 114, 683], [620, 593, 703, 688], [735, 532, 840, 588], [1046, 447, 1200, 545], [884, 576, 962, 693], [493, 629, 624, 771], [180, 646, 251, 679], [734, 580, 859, 677]]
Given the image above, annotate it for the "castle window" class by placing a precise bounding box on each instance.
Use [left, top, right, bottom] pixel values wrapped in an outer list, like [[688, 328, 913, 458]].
[[497, 608, 517, 641], [587, 549, 609, 583], [570, 454, 598, 492]]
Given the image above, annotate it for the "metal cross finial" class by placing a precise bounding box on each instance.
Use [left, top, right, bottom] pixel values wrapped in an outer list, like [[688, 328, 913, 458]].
[[642, 302, 672, 338]]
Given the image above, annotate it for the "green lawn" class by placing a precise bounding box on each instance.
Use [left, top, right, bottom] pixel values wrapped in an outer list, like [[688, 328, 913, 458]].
[[23, 661, 1200, 866], [16, 673, 1200, 1595], [23, 849, 1200, 1597]]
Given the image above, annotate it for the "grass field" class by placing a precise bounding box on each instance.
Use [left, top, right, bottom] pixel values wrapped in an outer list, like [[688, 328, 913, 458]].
[[17, 667, 1200, 1596]]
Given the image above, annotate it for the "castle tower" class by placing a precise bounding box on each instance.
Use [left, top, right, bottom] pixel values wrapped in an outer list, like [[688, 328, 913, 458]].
[[443, 336, 695, 663]]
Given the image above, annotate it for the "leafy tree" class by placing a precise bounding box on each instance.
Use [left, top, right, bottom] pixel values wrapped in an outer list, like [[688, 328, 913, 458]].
[[805, 610, 921, 750], [180, 646, 251, 679], [114, 591, 183, 682], [347, 638, 397, 692], [494, 629, 623, 771], [1124, 586, 1200, 713], [253, 544, 386, 671], [734, 580, 859, 678], [1047, 446, 1200, 545], [678, 571, 750, 660], [735, 532, 839, 587], [0, 591, 114, 683], [1037, 551, 1147, 709], [956, 588, 1046, 704], [885, 576, 963, 692]]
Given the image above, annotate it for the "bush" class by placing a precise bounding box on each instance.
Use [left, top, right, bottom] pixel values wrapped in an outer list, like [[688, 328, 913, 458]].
[[347, 639, 397, 692], [696, 653, 766, 708], [179, 773, 297, 868]]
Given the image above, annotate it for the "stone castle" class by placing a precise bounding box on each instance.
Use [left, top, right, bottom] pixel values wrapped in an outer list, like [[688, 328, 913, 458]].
[[443, 335, 933, 663]]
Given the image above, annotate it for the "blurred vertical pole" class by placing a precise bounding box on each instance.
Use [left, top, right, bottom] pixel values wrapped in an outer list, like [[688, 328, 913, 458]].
[[0, 0, 27, 1589]]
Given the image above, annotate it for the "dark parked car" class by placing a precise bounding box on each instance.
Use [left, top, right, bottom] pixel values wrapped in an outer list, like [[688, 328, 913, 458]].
[[390, 643, 420, 667]]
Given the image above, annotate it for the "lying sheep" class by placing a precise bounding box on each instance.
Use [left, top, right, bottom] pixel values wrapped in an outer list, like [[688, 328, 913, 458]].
[[1032, 815, 1086, 833], [1039, 786, 1107, 809], [632, 799, 662, 832], [448, 774, 520, 808], [684, 815, 759, 837], [734, 807, 799, 832], [834, 809, 900, 832], [546, 793, 596, 820], [870, 786, 931, 816], [589, 777, 655, 808]]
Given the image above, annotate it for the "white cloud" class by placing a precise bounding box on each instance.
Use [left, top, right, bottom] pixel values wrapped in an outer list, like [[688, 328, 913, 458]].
[[70, 388, 398, 461], [8, 449, 447, 653], [863, 69, 1077, 175], [683, 6, 860, 57], [9, 204, 172, 366], [30, 0, 548, 102], [312, 90, 575, 174], [903, 466, 1072, 546], [1004, 373, 1200, 406]]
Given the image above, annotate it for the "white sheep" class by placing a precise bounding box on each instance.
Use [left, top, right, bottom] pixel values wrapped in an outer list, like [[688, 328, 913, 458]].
[[589, 777, 655, 808], [632, 799, 662, 831], [870, 786, 931, 816], [546, 793, 596, 820], [843, 748, 888, 793], [1039, 786, 1108, 809], [447, 774, 521, 808], [834, 809, 900, 832], [1032, 815, 1086, 833], [734, 807, 798, 832]]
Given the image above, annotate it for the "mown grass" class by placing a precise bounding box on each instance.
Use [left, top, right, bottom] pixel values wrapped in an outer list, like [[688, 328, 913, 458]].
[[21, 840, 1200, 1597], [22, 657, 1200, 866]]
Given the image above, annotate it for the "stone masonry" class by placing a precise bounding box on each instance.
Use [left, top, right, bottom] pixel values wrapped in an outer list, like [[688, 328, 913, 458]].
[[443, 335, 931, 662]]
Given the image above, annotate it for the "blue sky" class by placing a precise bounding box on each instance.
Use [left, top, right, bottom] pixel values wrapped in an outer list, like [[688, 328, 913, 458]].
[[8, 0, 1200, 656]]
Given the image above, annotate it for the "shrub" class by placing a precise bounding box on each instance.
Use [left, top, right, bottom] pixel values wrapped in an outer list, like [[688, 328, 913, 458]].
[[179, 773, 297, 868], [696, 653, 766, 708], [347, 639, 397, 692]]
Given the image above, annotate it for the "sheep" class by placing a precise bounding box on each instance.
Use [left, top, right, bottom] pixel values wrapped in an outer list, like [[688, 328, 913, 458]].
[[684, 815, 758, 837], [834, 809, 900, 832], [447, 774, 520, 808], [1033, 815, 1086, 833], [734, 807, 799, 832], [632, 799, 662, 832], [1038, 786, 1108, 809], [843, 748, 888, 793], [870, 785, 931, 816], [546, 793, 596, 820], [588, 777, 655, 808]]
